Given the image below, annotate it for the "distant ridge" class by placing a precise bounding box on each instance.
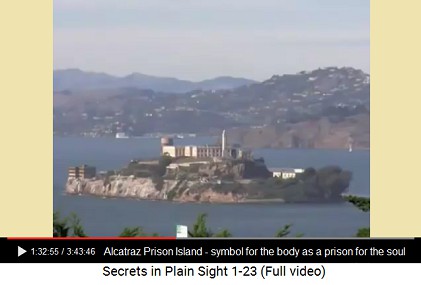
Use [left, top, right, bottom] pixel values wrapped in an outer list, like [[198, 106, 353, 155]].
[[53, 69, 257, 93], [54, 66, 370, 150]]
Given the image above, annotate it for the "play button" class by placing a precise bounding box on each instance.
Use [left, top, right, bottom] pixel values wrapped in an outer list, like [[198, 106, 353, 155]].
[[18, 246, 27, 257]]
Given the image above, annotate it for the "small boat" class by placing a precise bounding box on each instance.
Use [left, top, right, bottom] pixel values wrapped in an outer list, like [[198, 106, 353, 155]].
[[115, 132, 130, 139]]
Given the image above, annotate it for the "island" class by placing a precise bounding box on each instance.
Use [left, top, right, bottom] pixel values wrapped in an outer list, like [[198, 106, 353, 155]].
[[65, 132, 352, 203]]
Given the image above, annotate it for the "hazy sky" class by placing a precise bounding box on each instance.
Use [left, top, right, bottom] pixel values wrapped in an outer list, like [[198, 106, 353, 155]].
[[54, 0, 369, 81]]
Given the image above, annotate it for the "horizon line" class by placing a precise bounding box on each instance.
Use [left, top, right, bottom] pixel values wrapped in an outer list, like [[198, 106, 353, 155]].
[[54, 65, 370, 82]]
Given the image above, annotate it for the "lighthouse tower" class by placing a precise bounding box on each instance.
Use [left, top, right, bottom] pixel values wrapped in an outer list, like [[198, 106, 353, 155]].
[[222, 129, 227, 157]]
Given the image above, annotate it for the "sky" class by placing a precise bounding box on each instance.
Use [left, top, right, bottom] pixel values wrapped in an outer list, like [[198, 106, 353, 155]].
[[54, 0, 369, 81]]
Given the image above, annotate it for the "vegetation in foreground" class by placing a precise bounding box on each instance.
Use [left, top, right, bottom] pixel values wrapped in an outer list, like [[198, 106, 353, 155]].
[[53, 212, 302, 238], [344, 195, 370, 237], [53, 196, 369, 237]]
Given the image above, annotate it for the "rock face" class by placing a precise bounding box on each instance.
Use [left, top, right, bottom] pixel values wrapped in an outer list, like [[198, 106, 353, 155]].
[[66, 176, 161, 199], [65, 158, 274, 203], [65, 159, 351, 203], [65, 176, 248, 203]]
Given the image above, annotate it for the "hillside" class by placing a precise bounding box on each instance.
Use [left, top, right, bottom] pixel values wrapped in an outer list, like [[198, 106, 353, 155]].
[[54, 66, 370, 149]]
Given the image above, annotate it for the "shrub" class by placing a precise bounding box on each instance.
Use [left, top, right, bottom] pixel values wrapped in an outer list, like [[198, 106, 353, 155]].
[[152, 175, 164, 191], [167, 190, 177, 201]]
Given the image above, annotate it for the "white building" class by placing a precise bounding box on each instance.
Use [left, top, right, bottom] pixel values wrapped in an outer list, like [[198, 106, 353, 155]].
[[160, 130, 252, 159], [270, 168, 304, 179]]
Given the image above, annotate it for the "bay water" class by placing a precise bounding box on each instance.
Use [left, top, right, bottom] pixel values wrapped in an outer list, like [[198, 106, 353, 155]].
[[54, 137, 369, 237]]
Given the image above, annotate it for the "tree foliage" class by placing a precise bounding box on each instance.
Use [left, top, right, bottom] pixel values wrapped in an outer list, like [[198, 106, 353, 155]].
[[356, 227, 370, 237], [273, 166, 352, 202], [188, 213, 232, 237], [53, 212, 157, 237], [53, 212, 86, 237], [275, 224, 292, 237], [275, 224, 304, 237], [53, 212, 70, 237], [345, 196, 370, 237], [213, 229, 233, 238], [119, 227, 146, 237], [68, 213, 87, 237], [157, 155, 173, 176], [344, 195, 370, 212], [314, 166, 352, 199], [54, 211, 304, 238], [118, 227, 159, 237]]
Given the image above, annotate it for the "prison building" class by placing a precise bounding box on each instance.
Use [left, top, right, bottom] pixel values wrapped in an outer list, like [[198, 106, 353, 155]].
[[68, 165, 96, 179]]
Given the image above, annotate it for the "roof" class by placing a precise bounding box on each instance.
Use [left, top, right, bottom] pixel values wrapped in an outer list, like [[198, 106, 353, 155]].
[[269, 168, 301, 173]]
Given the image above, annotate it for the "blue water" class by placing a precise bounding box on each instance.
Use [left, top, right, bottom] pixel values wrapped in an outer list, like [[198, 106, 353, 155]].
[[54, 137, 369, 237]]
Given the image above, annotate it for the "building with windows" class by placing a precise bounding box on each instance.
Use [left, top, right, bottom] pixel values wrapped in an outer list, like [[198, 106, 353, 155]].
[[270, 168, 304, 179], [161, 130, 252, 159], [68, 164, 96, 179]]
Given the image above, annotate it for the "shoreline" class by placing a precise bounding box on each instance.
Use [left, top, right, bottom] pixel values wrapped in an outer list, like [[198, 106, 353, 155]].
[[54, 136, 370, 151], [238, 198, 285, 204], [64, 193, 354, 205]]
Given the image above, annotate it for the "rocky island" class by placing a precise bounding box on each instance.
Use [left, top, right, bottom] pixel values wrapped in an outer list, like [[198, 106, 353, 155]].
[[65, 156, 352, 203], [66, 133, 352, 203]]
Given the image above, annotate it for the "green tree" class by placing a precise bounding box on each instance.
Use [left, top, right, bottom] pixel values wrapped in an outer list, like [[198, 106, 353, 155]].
[[344, 195, 370, 212], [54, 211, 160, 237], [68, 213, 87, 237], [188, 213, 232, 237], [53, 212, 70, 237], [157, 155, 173, 176], [119, 227, 159, 237], [275, 224, 292, 237], [356, 227, 370, 237], [54, 212, 307, 239], [345, 195, 370, 237], [299, 167, 317, 180], [275, 224, 304, 238], [119, 227, 146, 237], [53, 212, 87, 237], [188, 213, 213, 237], [313, 166, 352, 199], [214, 229, 232, 237]]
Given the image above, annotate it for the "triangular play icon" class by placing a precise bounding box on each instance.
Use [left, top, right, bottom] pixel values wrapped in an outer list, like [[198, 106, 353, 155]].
[[18, 246, 27, 257]]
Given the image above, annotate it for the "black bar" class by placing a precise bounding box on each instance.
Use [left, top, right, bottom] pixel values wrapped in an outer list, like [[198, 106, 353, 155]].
[[1, 238, 419, 263]]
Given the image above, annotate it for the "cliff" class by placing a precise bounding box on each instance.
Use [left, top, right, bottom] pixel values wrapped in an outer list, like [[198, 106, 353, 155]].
[[66, 176, 250, 203], [65, 159, 351, 203], [66, 158, 271, 203]]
